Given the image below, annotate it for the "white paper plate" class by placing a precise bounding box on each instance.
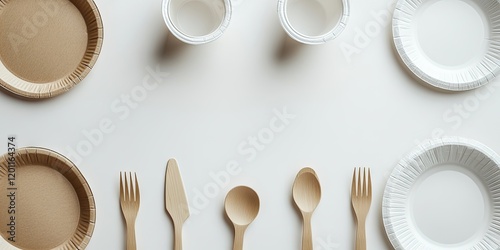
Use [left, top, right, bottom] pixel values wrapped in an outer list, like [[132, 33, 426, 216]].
[[392, 0, 500, 91], [382, 137, 500, 249]]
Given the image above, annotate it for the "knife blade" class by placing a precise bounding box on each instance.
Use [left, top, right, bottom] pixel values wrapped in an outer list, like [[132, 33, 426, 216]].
[[165, 158, 189, 250]]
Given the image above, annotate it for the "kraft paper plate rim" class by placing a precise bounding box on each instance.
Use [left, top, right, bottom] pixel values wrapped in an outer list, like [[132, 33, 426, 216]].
[[0, 0, 103, 99], [0, 147, 96, 250]]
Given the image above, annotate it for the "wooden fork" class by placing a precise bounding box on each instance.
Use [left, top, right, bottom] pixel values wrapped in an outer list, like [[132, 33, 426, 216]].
[[351, 168, 372, 250], [120, 172, 140, 250]]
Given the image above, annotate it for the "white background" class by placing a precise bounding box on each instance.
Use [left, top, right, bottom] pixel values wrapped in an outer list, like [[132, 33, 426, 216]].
[[1, 0, 500, 249]]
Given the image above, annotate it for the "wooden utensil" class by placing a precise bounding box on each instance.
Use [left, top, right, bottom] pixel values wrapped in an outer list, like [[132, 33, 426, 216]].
[[292, 167, 321, 250], [225, 186, 260, 250], [165, 159, 190, 250], [120, 172, 140, 250], [351, 168, 372, 250]]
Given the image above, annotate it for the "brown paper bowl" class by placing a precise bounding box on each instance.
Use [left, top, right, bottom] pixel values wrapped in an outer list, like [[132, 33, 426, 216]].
[[0, 147, 95, 249], [0, 0, 103, 99]]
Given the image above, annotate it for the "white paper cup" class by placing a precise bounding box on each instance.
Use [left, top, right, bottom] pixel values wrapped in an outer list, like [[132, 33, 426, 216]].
[[278, 0, 349, 45], [162, 0, 232, 44]]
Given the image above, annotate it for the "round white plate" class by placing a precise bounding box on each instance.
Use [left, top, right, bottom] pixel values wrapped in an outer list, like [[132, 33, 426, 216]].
[[382, 137, 500, 249], [392, 0, 500, 91]]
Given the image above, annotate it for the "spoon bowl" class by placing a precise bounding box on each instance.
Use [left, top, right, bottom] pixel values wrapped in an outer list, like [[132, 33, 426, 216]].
[[293, 168, 321, 212], [292, 167, 321, 250], [225, 186, 260, 250]]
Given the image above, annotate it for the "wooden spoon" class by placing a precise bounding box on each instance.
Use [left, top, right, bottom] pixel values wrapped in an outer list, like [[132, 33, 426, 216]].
[[292, 167, 322, 250], [225, 186, 260, 250]]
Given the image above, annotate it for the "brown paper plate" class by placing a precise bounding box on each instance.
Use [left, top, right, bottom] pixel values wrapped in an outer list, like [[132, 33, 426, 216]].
[[0, 0, 103, 99], [0, 147, 95, 249]]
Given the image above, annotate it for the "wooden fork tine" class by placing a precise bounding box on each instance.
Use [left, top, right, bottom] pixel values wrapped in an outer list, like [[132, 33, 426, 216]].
[[364, 168, 369, 197], [125, 172, 130, 201], [131, 172, 136, 201], [352, 168, 357, 197], [134, 173, 140, 202], [129, 172, 134, 201], [358, 168, 363, 197], [120, 172, 124, 201], [367, 168, 372, 198]]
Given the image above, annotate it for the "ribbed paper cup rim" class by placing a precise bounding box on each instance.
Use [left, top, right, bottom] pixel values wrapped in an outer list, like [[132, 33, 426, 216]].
[[277, 0, 350, 45], [0, 147, 96, 249], [162, 0, 232, 45], [0, 0, 103, 99]]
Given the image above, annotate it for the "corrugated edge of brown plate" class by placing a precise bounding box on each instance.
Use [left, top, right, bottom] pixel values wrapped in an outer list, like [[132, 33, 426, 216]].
[[0, 147, 96, 249], [0, 0, 103, 99]]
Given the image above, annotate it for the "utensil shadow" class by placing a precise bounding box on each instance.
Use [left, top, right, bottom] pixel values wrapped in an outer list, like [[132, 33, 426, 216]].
[[290, 190, 305, 250], [118, 197, 127, 249], [222, 204, 232, 225], [222, 204, 237, 248]]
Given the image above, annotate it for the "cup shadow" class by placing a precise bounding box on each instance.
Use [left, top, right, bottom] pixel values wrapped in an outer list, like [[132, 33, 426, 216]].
[[155, 29, 190, 63], [275, 32, 303, 63]]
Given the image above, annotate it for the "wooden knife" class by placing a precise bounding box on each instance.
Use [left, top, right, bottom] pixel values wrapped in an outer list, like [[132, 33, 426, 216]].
[[165, 158, 190, 250]]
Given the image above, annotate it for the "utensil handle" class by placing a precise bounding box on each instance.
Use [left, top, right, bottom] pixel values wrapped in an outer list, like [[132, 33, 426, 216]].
[[126, 221, 137, 250], [302, 213, 313, 250], [355, 219, 366, 250], [233, 225, 245, 250], [174, 222, 183, 250]]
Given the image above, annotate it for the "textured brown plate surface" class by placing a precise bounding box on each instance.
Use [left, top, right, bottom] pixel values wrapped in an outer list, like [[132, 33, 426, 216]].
[[0, 147, 95, 249], [0, 0, 103, 99]]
